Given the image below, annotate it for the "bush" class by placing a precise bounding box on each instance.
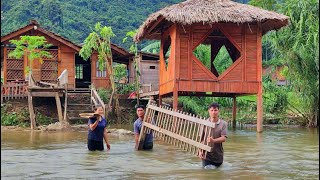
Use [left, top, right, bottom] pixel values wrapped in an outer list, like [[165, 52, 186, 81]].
[[117, 83, 136, 94], [36, 112, 56, 125], [97, 88, 112, 103], [1, 104, 56, 127], [1, 105, 29, 126], [1, 110, 19, 126]]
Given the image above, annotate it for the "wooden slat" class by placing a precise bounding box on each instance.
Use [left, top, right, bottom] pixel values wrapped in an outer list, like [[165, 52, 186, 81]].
[[138, 103, 217, 156], [177, 113, 184, 148], [137, 105, 150, 150], [164, 107, 172, 142], [147, 104, 216, 128], [30, 91, 64, 97], [181, 112, 187, 149], [91, 87, 106, 111], [142, 122, 212, 152]]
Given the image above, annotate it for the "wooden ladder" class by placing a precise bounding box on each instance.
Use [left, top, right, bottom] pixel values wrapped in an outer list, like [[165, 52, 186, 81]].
[[138, 102, 216, 158]]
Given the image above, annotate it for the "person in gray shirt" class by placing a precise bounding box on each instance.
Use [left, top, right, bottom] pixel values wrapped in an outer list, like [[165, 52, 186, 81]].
[[198, 102, 228, 168], [134, 105, 153, 150]]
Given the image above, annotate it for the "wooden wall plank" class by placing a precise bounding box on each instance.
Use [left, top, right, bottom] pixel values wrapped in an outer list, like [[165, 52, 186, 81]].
[[220, 59, 243, 81], [140, 60, 159, 85], [159, 25, 177, 96], [178, 80, 259, 94]]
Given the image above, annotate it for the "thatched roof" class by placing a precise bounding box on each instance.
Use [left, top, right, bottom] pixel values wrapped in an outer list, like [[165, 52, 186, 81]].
[[134, 0, 289, 42]]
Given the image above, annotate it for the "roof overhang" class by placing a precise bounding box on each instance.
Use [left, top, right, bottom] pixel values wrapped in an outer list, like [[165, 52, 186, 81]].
[[1, 21, 81, 52]]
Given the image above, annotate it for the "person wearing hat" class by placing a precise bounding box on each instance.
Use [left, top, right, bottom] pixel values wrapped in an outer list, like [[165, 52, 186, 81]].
[[87, 105, 111, 151]]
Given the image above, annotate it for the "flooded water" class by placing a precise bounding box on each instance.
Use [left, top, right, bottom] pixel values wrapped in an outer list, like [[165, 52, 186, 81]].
[[1, 127, 319, 180]]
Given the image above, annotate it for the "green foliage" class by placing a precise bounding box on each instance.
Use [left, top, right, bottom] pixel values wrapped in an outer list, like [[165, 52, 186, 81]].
[[1, 0, 184, 49], [1, 110, 19, 126], [117, 83, 136, 95], [193, 44, 211, 68], [97, 88, 112, 103], [1, 105, 29, 127], [81, 22, 121, 118], [123, 30, 140, 75], [8, 35, 52, 74], [141, 41, 160, 54], [193, 44, 233, 75], [112, 63, 136, 94], [123, 30, 138, 54], [250, 0, 319, 126], [36, 112, 55, 125], [179, 96, 254, 121], [1, 104, 56, 127], [249, 0, 279, 11], [80, 22, 115, 72], [123, 29, 142, 104], [262, 75, 289, 114], [114, 63, 127, 82]]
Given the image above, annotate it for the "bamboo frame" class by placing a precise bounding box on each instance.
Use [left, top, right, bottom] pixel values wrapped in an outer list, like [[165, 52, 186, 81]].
[[138, 103, 216, 158]]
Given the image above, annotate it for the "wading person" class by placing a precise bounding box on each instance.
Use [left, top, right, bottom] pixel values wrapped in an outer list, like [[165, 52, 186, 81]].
[[198, 102, 227, 168], [134, 105, 153, 150], [87, 105, 111, 151]]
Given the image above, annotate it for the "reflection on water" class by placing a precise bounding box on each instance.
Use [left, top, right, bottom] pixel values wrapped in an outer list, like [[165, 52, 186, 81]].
[[1, 127, 319, 179]]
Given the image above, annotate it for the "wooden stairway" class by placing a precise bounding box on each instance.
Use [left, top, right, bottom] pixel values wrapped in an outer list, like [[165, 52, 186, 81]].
[[66, 89, 92, 124]]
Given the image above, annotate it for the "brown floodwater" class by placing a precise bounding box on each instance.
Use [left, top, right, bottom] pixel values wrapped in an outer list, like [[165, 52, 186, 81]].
[[1, 126, 319, 179]]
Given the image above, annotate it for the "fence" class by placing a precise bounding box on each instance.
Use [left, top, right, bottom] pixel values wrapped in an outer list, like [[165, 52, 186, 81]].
[[1, 82, 28, 104]]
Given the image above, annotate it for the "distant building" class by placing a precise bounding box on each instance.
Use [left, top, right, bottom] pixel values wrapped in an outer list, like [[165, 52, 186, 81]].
[[1, 20, 160, 92], [262, 66, 290, 86]]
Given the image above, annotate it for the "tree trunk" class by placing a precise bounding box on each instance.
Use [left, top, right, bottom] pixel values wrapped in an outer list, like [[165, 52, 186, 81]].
[[114, 93, 121, 124], [105, 89, 114, 118]]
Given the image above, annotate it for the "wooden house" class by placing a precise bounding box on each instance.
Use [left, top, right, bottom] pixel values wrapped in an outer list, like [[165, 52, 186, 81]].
[[128, 52, 159, 94], [134, 0, 289, 132], [1, 20, 131, 89], [263, 66, 289, 86]]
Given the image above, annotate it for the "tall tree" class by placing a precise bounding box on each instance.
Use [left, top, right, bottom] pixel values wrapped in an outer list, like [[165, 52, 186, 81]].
[[41, 0, 63, 28], [8, 36, 52, 75], [250, 0, 319, 127], [123, 30, 141, 105], [79, 22, 118, 118]]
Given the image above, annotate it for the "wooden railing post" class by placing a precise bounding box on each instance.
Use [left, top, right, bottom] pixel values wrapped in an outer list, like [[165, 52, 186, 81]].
[[63, 84, 68, 121], [28, 92, 36, 130], [89, 86, 106, 114], [1, 84, 3, 105], [232, 96, 237, 129]]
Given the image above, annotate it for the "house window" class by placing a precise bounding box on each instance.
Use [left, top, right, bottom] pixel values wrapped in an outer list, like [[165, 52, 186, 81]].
[[75, 64, 83, 79], [96, 62, 106, 78]]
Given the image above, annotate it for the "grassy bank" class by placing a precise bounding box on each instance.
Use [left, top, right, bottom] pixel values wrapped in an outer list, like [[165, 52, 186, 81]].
[[1, 103, 56, 127]]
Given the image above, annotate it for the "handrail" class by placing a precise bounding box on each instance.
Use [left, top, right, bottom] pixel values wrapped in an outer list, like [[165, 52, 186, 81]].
[[90, 87, 106, 113]]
